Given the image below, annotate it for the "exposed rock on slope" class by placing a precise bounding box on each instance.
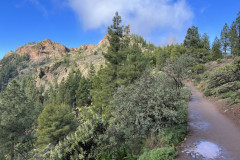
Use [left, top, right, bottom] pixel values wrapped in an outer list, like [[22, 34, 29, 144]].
[[34, 35, 109, 89], [4, 34, 110, 90], [5, 39, 69, 61]]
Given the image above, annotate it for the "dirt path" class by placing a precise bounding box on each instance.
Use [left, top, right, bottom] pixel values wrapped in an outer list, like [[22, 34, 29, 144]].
[[177, 82, 240, 160]]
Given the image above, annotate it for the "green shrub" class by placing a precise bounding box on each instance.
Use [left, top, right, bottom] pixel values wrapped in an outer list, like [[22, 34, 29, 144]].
[[189, 64, 207, 74], [220, 91, 235, 99], [235, 98, 240, 103], [203, 89, 212, 96], [159, 124, 188, 147], [212, 81, 240, 95], [111, 72, 188, 143], [201, 71, 210, 81], [227, 97, 235, 105], [216, 58, 223, 64], [207, 69, 236, 89], [138, 147, 177, 160]]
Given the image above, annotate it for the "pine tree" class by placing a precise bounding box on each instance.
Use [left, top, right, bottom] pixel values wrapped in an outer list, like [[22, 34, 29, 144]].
[[104, 12, 125, 67], [212, 36, 222, 60], [88, 62, 96, 79], [0, 81, 35, 159], [76, 77, 91, 107], [56, 78, 66, 104], [156, 47, 168, 69], [48, 85, 57, 104], [183, 26, 201, 48], [118, 43, 147, 85], [236, 11, 240, 55], [229, 21, 238, 54], [36, 103, 77, 149], [91, 12, 129, 117], [201, 33, 211, 50], [220, 23, 230, 54], [91, 66, 116, 117]]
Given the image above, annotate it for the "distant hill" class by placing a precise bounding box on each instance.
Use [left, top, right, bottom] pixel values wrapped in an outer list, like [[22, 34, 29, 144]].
[[1, 34, 109, 91]]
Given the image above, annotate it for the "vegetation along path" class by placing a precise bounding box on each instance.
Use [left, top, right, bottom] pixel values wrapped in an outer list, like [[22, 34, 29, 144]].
[[177, 82, 240, 160]]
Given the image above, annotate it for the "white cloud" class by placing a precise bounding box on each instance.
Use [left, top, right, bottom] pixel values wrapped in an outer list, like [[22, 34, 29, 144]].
[[67, 0, 194, 44]]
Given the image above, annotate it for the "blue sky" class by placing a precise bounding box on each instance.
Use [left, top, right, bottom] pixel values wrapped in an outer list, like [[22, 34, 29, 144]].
[[0, 0, 239, 58]]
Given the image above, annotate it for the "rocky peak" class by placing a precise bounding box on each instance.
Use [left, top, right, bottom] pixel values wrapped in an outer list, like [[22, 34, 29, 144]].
[[96, 34, 109, 48], [5, 39, 69, 61]]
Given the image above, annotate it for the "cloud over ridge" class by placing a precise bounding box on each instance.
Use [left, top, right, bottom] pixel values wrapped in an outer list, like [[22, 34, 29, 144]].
[[68, 0, 194, 44]]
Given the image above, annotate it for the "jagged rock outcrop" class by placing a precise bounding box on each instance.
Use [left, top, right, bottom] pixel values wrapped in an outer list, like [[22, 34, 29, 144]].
[[97, 34, 109, 47], [5, 39, 69, 61]]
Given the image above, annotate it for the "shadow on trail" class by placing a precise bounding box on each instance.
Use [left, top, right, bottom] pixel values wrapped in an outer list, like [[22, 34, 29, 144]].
[[177, 82, 240, 160]]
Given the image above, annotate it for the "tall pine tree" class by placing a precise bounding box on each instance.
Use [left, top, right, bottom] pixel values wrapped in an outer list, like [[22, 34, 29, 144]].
[[229, 21, 238, 55], [212, 36, 222, 60], [0, 81, 35, 159], [183, 26, 201, 48], [91, 12, 129, 118], [220, 23, 230, 54], [201, 33, 211, 50], [236, 11, 240, 55]]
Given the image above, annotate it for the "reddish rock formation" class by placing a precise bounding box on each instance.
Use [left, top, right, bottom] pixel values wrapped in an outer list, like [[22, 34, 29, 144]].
[[5, 39, 69, 61]]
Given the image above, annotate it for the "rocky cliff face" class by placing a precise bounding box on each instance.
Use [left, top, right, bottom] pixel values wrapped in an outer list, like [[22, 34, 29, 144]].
[[5, 39, 69, 61], [34, 35, 109, 89]]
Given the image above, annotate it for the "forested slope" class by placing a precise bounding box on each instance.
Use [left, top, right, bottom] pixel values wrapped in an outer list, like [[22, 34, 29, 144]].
[[0, 11, 240, 160]]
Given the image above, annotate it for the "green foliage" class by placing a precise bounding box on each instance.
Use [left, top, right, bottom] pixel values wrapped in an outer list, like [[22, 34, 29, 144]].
[[91, 66, 116, 118], [164, 55, 196, 90], [212, 36, 222, 60], [36, 103, 77, 149], [139, 147, 177, 160], [104, 12, 125, 66], [55, 69, 82, 107], [220, 91, 235, 99], [111, 72, 188, 143], [200, 33, 211, 50], [159, 124, 188, 147], [199, 57, 240, 103], [132, 34, 147, 48], [184, 26, 201, 48], [20, 75, 45, 105], [76, 77, 91, 107], [50, 118, 108, 160], [63, 53, 70, 67], [118, 43, 147, 85], [0, 80, 35, 159], [147, 42, 156, 51], [212, 81, 240, 95], [189, 64, 207, 74], [220, 23, 230, 54], [0, 53, 30, 92], [229, 21, 239, 55], [88, 62, 96, 79]]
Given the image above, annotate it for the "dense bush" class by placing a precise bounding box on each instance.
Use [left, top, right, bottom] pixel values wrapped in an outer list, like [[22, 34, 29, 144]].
[[159, 124, 188, 147], [138, 147, 177, 160], [212, 81, 240, 95], [189, 64, 207, 74], [36, 103, 77, 149], [0, 53, 30, 92], [50, 119, 108, 160], [108, 71, 190, 152], [207, 67, 237, 89]]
